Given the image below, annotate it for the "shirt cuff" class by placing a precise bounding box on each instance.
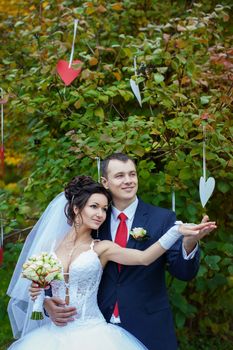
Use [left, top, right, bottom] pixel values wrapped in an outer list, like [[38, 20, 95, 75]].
[[182, 242, 198, 260]]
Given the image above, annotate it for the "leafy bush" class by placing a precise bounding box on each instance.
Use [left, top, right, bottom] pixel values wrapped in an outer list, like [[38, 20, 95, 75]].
[[0, 1, 232, 348]]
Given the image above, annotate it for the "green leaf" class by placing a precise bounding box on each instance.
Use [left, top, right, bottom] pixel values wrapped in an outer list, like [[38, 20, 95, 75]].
[[186, 204, 197, 216], [198, 265, 208, 277], [174, 93, 187, 100], [179, 168, 192, 180], [94, 107, 105, 119], [175, 312, 186, 329], [217, 181, 230, 193], [204, 255, 221, 270], [200, 96, 211, 105], [222, 243, 233, 257], [153, 73, 164, 84], [176, 54, 187, 65], [98, 95, 109, 103]]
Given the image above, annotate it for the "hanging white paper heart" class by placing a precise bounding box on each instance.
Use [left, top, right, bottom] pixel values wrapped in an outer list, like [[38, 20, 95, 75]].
[[130, 78, 142, 107], [199, 176, 215, 207]]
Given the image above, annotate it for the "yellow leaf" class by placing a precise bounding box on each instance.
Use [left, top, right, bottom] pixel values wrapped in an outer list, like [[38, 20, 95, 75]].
[[89, 57, 98, 66], [175, 39, 186, 49], [5, 183, 20, 193], [113, 72, 121, 81], [74, 99, 83, 109], [81, 69, 91, 80], [181, 76, 191, 86], [111, 3, 123, 11], [123, 48, 132, 57], [26, 106, 35, 113], [42, 2, 49, 8], [94, 107, 104, 119], [85, 7, 96, 15], [85, 2, 94, 7], [97, 5, 107, 13]]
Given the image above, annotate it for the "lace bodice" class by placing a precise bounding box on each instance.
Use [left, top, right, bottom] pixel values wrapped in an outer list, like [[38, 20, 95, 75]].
[[51, 242, 105, 325]]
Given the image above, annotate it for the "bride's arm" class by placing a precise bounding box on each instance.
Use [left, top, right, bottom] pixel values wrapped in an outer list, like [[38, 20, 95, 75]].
[[102, 221, 216, 266]]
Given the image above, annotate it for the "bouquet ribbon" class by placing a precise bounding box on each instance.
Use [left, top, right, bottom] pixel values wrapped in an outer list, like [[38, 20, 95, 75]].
[[31, 291, 45, 320]]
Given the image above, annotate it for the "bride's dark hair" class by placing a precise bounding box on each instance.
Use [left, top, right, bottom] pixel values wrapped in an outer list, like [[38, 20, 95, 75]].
[[64, 175, 111, 225]]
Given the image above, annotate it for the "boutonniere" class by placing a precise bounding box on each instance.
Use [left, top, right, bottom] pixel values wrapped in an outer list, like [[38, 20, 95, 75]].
[[129, 227, 150, 241]]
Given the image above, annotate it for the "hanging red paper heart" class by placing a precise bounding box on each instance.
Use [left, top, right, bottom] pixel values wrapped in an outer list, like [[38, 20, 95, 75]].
[[0, 247, 3, 265], [56, 60, 83, 86]]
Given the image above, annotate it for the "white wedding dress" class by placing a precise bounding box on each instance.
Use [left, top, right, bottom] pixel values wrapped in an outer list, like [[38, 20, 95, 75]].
[[8, 242, 148, 350]]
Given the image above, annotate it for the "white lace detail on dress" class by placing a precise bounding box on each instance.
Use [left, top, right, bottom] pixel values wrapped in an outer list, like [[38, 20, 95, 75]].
[[51, 245, 105, 325]]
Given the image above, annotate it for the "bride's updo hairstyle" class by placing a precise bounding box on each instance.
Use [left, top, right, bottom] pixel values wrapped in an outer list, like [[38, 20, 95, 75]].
[[64, 175, 112, 225]]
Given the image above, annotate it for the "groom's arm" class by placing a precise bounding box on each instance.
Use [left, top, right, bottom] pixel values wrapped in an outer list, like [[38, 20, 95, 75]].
[[43, 286, 77, 325], [166, 239, 200, 281], [167, 215, 214, 279], [161, 211, 200, 281], [30, 282, 77, 326], [43, 297, 77, 326]]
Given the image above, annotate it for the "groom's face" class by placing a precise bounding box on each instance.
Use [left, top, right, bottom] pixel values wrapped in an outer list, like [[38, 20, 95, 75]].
[[102, 159, 138, 205]]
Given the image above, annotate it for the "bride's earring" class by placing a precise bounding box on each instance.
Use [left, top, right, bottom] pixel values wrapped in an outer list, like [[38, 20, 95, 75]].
[[74, 214, 81, 233]]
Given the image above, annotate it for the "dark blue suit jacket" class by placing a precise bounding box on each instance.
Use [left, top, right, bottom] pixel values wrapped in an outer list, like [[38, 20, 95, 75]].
[[97, 198, 200, 350]]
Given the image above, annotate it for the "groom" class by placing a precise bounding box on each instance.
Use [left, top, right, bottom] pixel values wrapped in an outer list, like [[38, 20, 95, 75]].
[[44, 153, 213, 349]]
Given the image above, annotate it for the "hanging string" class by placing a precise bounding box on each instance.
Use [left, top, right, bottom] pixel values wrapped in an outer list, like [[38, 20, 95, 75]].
[[95, 157, 101, 183], [172, 189, 176, 212], [0, 88, 4, 177], [199, 122, 215, 208], [130, 57, 142, 107], [69, 19, 79, 68], [133, 56, 137, 76], [203, 124, 206, 181]]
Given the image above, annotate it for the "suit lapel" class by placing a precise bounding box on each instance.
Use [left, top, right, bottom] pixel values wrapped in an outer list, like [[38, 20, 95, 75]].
[[126, 198, 149, 249]]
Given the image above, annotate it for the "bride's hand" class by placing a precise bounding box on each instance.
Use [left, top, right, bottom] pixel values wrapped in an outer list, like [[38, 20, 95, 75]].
[[29, 282, 42, 301]]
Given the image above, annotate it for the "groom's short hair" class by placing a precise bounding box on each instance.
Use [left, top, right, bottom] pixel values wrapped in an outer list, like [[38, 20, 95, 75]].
[[101, 153, 136, 178]]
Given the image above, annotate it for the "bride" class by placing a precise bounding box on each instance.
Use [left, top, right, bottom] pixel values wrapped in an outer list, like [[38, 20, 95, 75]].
[[7, 176, 216, 350]]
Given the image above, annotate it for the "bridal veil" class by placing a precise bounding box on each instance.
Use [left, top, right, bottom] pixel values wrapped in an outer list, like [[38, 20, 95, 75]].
[[7, 192, 70, 338]]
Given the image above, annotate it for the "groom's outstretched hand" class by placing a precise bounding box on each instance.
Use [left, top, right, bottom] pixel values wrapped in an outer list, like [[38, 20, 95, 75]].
[[44, 297, 77, 326], [182, 215, 217, 255], [29, 282, 77, 326]]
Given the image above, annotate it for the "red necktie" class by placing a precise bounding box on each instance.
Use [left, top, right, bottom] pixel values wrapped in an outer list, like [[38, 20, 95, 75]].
[[113, 212, 128, 318]]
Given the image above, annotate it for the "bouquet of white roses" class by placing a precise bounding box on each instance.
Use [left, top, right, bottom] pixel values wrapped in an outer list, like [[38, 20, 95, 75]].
[[22, 252, 63, 320]]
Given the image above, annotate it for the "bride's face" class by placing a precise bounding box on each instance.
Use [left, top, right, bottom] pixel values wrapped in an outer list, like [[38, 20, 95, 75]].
[[76, 193, 108, 230]]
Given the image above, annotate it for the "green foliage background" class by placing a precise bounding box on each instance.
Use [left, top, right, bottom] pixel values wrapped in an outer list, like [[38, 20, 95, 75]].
[[0, 1, 232, 349]]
